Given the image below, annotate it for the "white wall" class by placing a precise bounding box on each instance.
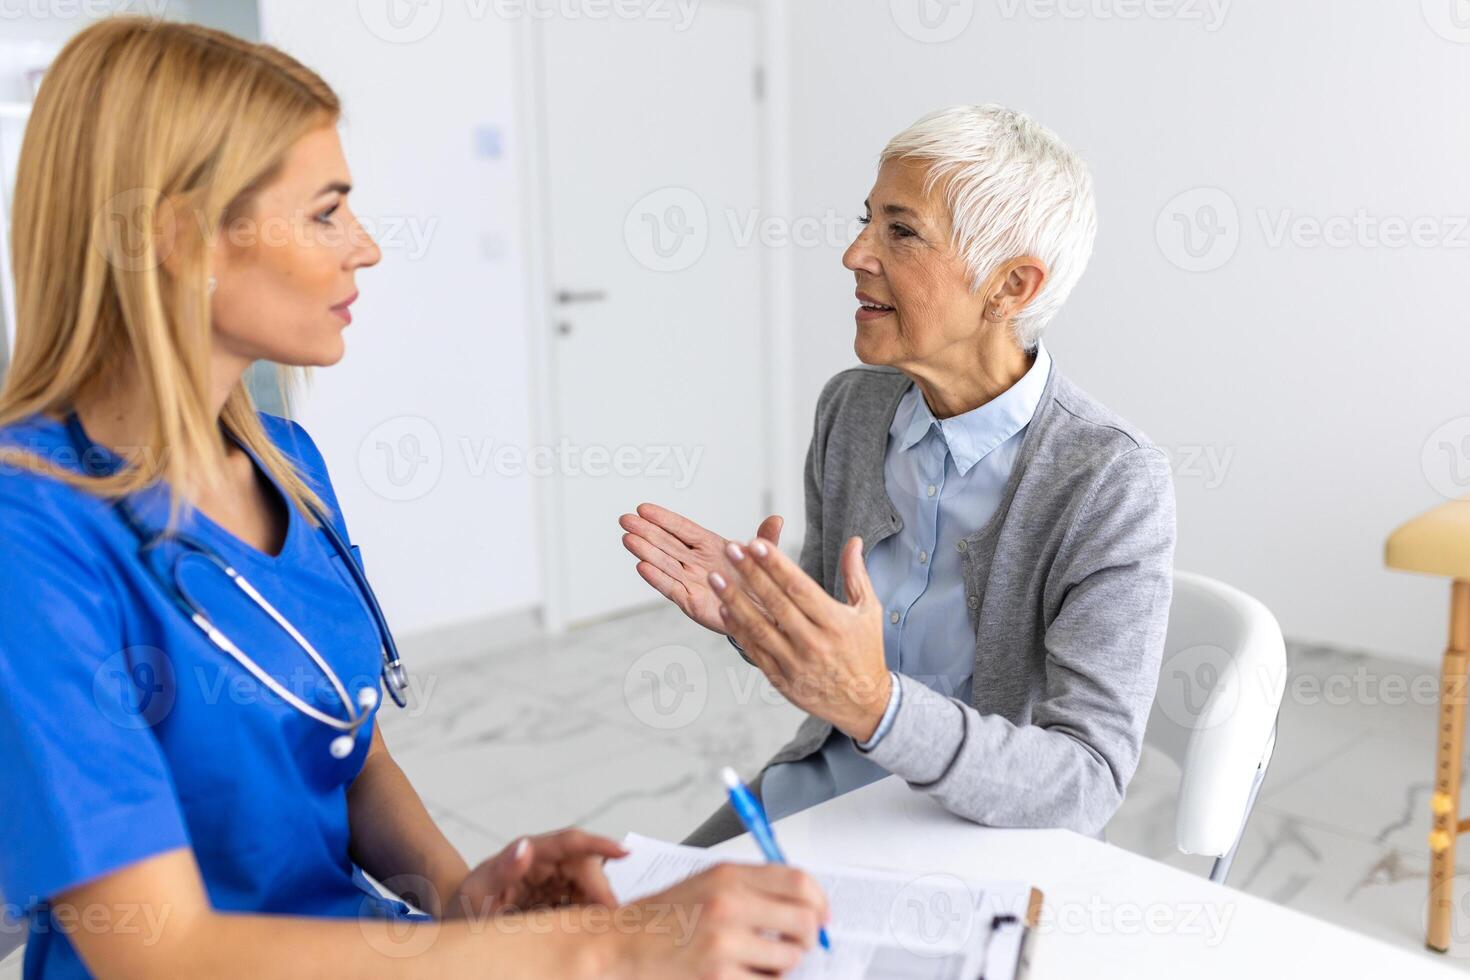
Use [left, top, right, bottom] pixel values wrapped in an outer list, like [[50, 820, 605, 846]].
[[0, 1, 248, 50], [783, 0, 1469, 666], [0, 3, 228, 356], [7, 1, 1463, 665], [259, 1, 541, 638]]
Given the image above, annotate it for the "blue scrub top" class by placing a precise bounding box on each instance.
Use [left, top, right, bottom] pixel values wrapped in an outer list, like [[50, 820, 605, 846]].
[[0, 411, 412, 980]]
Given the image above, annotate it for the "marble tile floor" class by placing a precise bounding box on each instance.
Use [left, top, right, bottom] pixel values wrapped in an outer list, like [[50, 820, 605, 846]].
[[6, 606, 1470, 976]]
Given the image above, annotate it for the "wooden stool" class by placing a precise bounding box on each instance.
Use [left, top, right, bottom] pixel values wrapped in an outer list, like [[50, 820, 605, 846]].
[[1386, 498, 1470, 953]]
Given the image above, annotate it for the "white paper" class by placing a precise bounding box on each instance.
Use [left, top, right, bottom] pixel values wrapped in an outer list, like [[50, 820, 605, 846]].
[[606, 834, 1034, 980]]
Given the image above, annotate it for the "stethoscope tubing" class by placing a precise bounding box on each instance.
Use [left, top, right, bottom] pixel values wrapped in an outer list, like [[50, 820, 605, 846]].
[[66, 413, 408, 748]]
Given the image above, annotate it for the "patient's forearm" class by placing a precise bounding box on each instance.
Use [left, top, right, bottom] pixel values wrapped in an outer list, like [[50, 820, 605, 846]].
[[858, 673, 1126, 834]]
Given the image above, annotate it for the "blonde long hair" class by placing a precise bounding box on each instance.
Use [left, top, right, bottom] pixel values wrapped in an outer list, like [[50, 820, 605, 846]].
[[0, 16, 337, 526]]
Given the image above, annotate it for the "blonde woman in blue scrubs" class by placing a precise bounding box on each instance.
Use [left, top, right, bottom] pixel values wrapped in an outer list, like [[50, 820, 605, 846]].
[[0, 18, 825, 980]]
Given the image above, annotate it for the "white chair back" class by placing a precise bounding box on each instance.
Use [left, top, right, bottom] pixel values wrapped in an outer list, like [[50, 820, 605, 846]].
[[1144, 571, 1286, 879]]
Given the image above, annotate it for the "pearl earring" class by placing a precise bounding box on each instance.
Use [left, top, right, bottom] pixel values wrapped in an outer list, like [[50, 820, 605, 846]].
[[208, 276, 217, 296]]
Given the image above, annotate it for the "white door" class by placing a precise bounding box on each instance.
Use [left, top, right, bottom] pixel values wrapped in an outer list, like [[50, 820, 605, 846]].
[[536, 3, 767, 625]]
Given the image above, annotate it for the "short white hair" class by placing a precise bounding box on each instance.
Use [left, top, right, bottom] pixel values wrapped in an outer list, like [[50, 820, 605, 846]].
[[880, 104, 1097, 350]]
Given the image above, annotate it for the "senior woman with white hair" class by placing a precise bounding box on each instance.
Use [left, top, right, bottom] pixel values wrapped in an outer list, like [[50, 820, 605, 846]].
[[620, 104, 1176, 845]]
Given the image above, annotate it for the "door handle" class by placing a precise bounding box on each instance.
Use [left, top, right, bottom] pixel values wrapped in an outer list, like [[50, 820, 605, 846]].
[[556, 289, 608, 305]]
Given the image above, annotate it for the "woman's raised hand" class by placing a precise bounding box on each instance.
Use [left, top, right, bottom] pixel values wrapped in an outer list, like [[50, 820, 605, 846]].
[[619, 503, 783, 635], [711, 535, 892, 742]]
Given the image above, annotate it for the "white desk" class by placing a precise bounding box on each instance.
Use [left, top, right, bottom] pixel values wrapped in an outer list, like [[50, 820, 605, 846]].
[[711, 776, 1456, 978]]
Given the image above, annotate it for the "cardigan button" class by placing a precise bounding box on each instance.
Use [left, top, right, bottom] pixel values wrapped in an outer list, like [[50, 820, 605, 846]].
[[956, 539, 968, 552], [967, 595, 980, 609]]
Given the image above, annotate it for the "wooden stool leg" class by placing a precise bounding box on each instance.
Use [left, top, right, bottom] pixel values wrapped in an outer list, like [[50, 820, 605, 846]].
[[1429, 581, 1470, 953]]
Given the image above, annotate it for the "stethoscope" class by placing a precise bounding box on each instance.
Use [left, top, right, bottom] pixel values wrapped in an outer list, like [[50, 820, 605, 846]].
[[65, 412, 409, 759]]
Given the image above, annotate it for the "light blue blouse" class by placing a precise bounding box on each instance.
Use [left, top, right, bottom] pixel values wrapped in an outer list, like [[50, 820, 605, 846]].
[[760, 344, 1053, 821]]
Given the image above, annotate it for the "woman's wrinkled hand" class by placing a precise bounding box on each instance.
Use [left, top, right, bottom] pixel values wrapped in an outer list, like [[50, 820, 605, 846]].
[[619, 502, 784, 636], [712, 535, 892, 742]]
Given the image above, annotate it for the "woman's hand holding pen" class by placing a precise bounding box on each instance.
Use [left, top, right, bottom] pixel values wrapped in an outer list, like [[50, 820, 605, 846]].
[[619, 502, 784, 635], [605, 864, 829, 979], [711, 535, 892, 744]]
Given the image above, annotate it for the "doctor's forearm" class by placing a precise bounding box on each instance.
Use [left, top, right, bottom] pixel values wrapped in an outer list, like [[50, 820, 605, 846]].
[[59, 848, 618, 980], [347, 733, 471, 917], [189, 906, 614, 979], [87, 906, 615, 979]]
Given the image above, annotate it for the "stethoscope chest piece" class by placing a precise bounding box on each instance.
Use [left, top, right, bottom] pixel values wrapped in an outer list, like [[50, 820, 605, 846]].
[[328, 687, 381, 759]]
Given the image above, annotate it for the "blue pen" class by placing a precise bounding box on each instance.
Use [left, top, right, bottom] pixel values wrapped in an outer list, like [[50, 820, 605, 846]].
[[720, 767, 832, 952]]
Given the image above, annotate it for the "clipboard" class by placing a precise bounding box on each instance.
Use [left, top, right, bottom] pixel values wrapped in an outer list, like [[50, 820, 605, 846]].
[[977, 886, 1043, 980], [609, 833, 1043, 978]]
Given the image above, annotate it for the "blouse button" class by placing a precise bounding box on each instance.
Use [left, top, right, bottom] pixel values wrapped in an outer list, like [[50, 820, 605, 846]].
[[889, 611, 900, 625], [926, 484, 937, 497]]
